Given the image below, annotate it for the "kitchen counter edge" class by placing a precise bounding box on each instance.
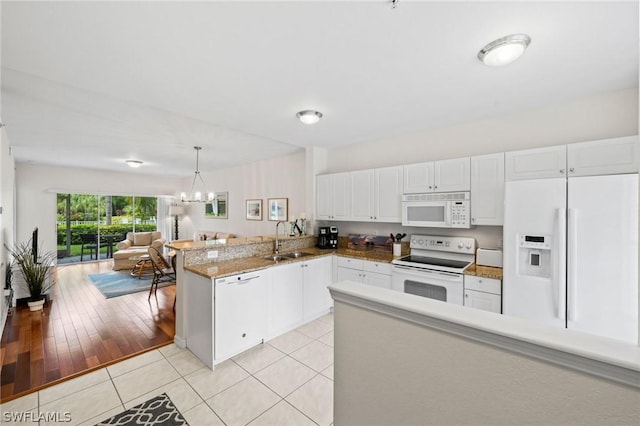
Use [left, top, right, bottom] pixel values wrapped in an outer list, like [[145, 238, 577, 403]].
[[183, 247, 398, 279]]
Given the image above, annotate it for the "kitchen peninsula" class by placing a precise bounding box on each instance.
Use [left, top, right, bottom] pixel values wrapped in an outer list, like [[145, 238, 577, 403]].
[[166, 234, 403, 368]]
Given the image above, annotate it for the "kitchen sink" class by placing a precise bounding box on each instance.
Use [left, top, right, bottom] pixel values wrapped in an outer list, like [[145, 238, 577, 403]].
[[263, 255, 287, 262], [263, 252, 313, 262], [282, 252, 313, 258]]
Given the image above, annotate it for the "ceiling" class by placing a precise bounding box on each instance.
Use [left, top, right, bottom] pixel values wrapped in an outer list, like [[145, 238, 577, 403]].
[[2, 1, 638, 177]]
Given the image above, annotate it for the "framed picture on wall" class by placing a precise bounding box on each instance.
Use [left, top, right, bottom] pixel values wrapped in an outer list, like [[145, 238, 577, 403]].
[[246, 199, 262, 220], [267, 198, 288, 221]]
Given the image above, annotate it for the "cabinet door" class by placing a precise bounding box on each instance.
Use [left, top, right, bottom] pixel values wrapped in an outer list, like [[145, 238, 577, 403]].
[[471, 153, 505, 226], [350, 169, 375, 221], [464, 289, 502, 314], [269, 263, 304, 336], [215, 273, 267, 361], [303, 256, 334, 321], [434, 157, 471, 192], [375, 166, 403, 222], [337, 266, 363, 283], [316, 174, 333, 220], [567, 136, 638, 177], [505, 145, 567, 181], [362, 271, 392, 289], [332, 172, 351, 220], [403, 162, 434, 193]]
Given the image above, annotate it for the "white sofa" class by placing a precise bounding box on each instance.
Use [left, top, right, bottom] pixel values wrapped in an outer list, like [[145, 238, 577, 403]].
[[112, 231, 165, 271]]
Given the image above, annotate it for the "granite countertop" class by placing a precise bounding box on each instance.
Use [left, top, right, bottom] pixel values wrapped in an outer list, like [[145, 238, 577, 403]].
[[184, 247, 398, 279], [464, 264, 503, 280]]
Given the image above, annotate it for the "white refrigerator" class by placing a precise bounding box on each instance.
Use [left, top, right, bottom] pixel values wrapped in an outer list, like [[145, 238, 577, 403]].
[[503, 174, 638, 344]]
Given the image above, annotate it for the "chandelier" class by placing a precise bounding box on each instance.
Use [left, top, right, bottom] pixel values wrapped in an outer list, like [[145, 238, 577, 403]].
[[180, 146, 214, 203]]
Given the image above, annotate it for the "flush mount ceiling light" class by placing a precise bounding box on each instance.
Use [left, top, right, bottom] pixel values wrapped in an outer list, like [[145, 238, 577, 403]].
[[296, 110, 323, 125], [125, 160, 143, 168], [181, 146, 214, 203], [478, 34, 531, 67]]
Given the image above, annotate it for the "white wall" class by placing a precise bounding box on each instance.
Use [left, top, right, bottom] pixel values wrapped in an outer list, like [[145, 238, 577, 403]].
[[0, 128, 16, 335], [326, 88, 638, 173], [181, 151, 306, 239], [15, 163, 181, 259], [334, 300, 640, 425]]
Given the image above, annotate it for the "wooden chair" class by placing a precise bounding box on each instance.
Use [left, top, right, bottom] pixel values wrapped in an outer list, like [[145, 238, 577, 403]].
[[147, 246, 176, 308]]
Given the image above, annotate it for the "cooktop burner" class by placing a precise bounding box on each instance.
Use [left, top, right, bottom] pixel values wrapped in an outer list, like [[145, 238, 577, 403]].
[[395, 255, 472, 270]]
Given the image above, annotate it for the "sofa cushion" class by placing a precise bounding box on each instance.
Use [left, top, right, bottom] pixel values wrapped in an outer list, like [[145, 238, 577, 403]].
[[133, 232, 153, 246]]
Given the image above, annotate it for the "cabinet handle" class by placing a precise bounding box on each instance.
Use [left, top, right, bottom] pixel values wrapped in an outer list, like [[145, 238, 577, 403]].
[[569, 167, 575, 173], [560, 169, 565, 174], [434, 185, 438, 189], [428, 186, 432, 189]]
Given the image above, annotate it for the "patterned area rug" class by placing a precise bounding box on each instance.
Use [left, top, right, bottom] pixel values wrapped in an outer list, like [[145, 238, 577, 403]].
[[88, 271, 173, 299], [96, 393, 187, 425]]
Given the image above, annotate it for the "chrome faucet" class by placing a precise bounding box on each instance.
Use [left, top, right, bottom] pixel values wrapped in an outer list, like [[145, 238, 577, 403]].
[[275, 221, 285, 254]]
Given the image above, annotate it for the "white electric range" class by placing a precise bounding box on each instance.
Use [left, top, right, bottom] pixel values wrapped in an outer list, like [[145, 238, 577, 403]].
[[391, 235, 475, 305]]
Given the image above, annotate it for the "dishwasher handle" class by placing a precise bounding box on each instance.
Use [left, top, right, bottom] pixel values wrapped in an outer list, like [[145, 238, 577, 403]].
[[218, 274, 260, 285]]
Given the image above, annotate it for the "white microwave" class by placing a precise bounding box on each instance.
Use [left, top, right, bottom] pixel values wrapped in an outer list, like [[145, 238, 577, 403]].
[[402, 192, 471, 228]]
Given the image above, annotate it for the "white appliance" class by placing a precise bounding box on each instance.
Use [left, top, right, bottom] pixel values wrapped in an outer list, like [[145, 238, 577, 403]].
[[392, 235, 475, 305], [402, 192, 471, 228], [503, 174, 638, 344]]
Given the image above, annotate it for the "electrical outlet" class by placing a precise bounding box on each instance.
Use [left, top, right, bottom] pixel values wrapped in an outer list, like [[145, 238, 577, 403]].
[[207, 250, 218, 259]]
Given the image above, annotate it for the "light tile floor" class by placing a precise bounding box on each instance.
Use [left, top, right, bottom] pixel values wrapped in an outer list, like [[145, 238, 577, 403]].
[[0, 314, 335, 426]]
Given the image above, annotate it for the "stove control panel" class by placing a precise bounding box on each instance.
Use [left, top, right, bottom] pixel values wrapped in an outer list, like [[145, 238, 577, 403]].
[[409, 235, 476, 254]]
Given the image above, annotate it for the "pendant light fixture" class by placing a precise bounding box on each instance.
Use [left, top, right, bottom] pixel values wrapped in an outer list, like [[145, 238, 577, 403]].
[[478, 34, 531, 67], [180, 146, 214, 203]]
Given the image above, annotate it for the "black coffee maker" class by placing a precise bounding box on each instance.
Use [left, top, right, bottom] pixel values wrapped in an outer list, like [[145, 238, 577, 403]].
[[318, 226, 338, 249]]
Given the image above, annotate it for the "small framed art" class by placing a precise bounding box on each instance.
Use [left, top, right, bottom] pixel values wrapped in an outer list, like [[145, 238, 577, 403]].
[[267, 198, 288, 221], [246, 199, 262, 220]]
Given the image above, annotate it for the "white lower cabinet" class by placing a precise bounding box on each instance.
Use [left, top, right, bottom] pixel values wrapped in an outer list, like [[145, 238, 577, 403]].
[[303, 256, 334, 321], [268, 256, 333, 337], [269, 262, 304, 336], [463, 275, 502, 314], [214, 271, 268, 362], [337, 256, 392, 289]]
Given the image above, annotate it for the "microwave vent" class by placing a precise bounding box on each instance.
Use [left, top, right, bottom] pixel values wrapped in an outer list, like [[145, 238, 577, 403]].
[[402, 192, 470, 202]]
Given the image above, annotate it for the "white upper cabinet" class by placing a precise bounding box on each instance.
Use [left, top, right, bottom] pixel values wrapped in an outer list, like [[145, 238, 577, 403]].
[[403, 162, 435, 193], [316, 172, 350, 220], [506, 136, 638, 181], [471, 153, 504, 226], [316, 174, 332, 220], [434, 157, 471, 192], [505, 145, 567, 181], [404, 158, 470, 193], [350, 169, 375, 221], [348, 166, 403, 223], [374, 166, 403, 222], [567, 136, 638, 177]]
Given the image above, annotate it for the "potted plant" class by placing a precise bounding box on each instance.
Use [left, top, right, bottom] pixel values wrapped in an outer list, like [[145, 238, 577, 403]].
[[7, 241, 55, 311]]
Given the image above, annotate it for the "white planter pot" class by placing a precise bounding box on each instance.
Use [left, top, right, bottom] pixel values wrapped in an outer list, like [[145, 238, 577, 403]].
[[28, 298, 45, 311]]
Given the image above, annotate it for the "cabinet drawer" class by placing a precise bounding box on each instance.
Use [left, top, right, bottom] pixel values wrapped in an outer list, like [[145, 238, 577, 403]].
[[464, 275, 501, 295], [363, 260, 392, 275], [337, 256, 364, 270]]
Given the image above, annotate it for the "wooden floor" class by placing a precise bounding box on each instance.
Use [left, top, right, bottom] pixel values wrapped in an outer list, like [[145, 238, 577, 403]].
[[0, 260, 176, 403]]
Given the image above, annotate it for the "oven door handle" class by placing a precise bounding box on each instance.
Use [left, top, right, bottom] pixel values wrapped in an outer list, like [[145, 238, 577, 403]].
[[392, 265, 462, 281]]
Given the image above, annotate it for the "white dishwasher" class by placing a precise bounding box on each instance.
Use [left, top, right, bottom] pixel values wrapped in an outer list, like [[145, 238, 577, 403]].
[[214, 271, 268, 362]]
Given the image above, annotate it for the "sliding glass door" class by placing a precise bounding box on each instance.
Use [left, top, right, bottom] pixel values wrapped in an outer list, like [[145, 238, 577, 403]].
[[57, 193, 158, 264]]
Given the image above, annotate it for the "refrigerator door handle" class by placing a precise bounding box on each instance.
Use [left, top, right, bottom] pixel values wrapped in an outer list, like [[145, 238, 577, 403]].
[[557, 208, 567, 321], [568, 208, 578, 321]]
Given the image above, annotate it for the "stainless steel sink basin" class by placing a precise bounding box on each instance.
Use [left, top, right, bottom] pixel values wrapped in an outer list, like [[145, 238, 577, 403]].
[[263, 252, 313, 262], [282, 252, 313, 258], [263, 255, 287, 262]]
